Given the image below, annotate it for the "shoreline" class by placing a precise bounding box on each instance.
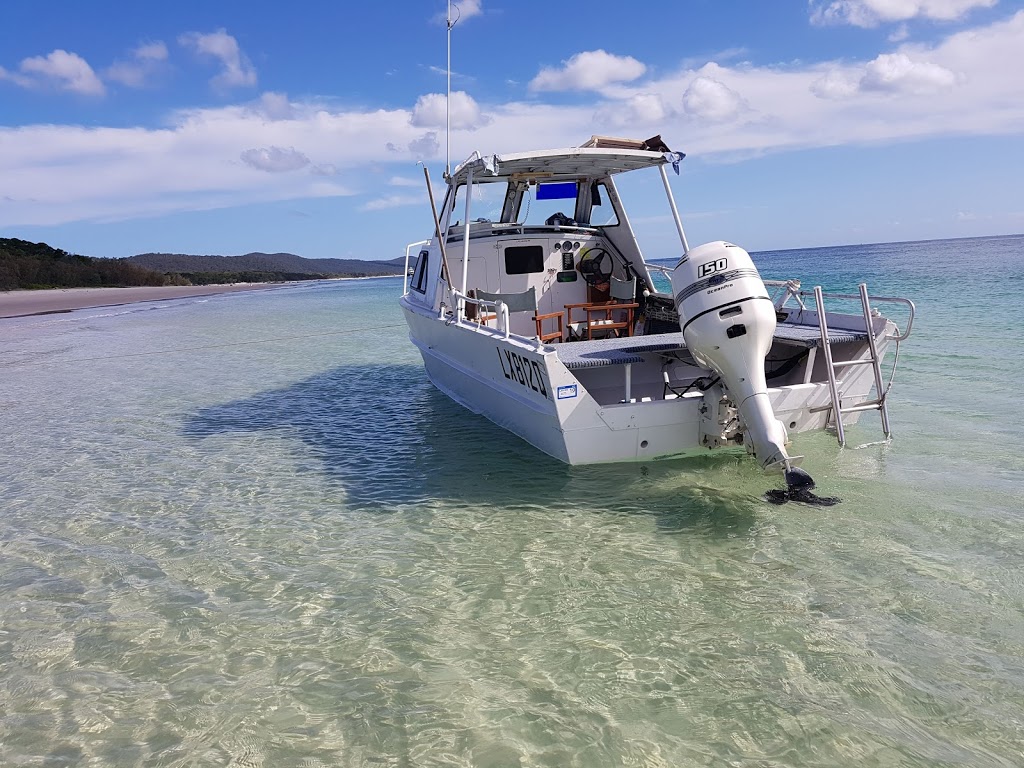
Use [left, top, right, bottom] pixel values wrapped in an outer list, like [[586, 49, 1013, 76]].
[[0, 283, 288, 319]]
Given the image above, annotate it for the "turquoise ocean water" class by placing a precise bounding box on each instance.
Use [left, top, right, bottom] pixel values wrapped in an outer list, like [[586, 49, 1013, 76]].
[[2, 234, 1023, 766]]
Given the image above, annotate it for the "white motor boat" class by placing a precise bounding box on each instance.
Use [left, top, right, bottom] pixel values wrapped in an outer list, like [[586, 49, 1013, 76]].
[[400, 135, 915, 500]]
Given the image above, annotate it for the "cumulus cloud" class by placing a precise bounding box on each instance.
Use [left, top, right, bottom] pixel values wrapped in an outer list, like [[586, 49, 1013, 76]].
[[411, 91, 487, 129], [240, 146, 310, 173], [0, 49, 104, 95], [860, 52, 957, 92], [529, 50, 646, 92], [105, 41, 168, 88], [179, 29, 256, 89], [809, 69, 861, 99], [813, 51, 957, 98], [682, 76, 746, 121], [811, 0, 997, 27]]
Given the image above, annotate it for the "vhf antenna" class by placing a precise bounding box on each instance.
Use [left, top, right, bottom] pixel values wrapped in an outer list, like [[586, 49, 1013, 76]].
[[445, 1, 456, 179]]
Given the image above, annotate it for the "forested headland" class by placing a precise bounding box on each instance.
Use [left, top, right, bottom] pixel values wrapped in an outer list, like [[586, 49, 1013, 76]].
[[1, 239, 405, 291], [0, 239, 185, 290]]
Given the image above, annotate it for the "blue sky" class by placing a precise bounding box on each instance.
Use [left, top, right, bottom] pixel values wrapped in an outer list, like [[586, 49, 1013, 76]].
[[2, 0, 1023, 259]]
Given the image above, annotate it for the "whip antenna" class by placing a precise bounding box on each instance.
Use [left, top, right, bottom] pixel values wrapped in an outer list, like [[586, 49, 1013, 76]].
[[445, 1, 452, 178]]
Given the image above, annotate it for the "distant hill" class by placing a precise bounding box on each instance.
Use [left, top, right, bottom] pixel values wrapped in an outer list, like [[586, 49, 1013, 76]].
[[0, 240, 407, 292], [1, 238, 183, 291], [128, 251, 405, 278]]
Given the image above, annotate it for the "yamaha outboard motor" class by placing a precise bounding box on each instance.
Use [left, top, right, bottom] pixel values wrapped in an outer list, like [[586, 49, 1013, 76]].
[[670, 241, 824, 499]]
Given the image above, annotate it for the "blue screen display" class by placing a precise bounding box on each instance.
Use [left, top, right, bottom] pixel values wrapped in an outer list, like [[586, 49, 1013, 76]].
[[536, 182, 577, 200]]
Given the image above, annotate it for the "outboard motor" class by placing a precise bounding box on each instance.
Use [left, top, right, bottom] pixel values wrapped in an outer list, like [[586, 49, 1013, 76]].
[[670, 241, 820, 498]]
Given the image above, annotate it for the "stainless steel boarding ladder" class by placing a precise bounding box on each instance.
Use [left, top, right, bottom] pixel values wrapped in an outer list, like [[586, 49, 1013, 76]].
[[813, 283, 892, 447]]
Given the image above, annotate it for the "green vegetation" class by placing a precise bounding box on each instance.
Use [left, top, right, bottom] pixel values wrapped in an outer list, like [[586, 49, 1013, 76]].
[[178, 271, 333, 285], [128, 251, 404, 279], [0, 238, 187, 291], [0, 239, 406, 291]]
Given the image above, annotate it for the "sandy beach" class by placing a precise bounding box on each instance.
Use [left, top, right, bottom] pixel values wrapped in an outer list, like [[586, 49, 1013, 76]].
[[0, 283, 283, 319]]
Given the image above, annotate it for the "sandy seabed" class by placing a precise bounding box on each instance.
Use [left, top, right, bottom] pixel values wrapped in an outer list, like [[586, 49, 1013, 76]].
[[0, 283, 283, 319]]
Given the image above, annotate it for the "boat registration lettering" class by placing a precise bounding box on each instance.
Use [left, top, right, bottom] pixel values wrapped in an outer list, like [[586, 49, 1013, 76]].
[[497, 348, 549, 398], [557, 384, 578, 400]]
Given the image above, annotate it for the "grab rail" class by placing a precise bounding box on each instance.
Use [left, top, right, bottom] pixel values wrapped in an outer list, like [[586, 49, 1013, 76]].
[[451, 290, 511, 338], [402, 240, 430, 296], [798, 290, 916, 341]]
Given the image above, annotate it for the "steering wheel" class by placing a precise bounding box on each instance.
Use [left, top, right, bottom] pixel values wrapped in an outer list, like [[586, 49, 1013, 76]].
[[577, 248, 614, 286]]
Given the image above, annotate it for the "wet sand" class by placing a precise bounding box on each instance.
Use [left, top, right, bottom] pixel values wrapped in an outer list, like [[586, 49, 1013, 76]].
[[0, 283, 285, 319]]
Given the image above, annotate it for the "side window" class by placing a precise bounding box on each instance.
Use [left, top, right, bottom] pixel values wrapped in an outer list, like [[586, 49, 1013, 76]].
[[411, 250, 429, 293], [504, 245, 544, 275], [449, 184, 467, 226], [591, 183, 619, 226]]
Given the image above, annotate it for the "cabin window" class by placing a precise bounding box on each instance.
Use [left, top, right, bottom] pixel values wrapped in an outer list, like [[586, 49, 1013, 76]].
[[504, 245, 544, 275], [411, 250, 430, 293], [591, 183, 618, 226]]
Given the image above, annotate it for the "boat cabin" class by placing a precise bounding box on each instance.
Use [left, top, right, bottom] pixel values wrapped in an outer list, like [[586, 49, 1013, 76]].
[[405, 136, 683, 342]]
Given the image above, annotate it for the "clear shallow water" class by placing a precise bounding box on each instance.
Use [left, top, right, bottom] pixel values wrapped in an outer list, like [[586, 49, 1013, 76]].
[[2, 236, 1023, 767]]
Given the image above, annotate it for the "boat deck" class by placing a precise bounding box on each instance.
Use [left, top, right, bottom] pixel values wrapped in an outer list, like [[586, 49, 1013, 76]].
[[555, 323, 870, 370]]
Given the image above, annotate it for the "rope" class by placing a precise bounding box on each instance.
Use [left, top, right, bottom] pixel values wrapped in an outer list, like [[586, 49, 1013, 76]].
[[3, 324, 407, 368]]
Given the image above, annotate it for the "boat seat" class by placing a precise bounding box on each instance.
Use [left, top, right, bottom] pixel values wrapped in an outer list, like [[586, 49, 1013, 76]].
[[475, 287, 564, 342], [565, 276, 639, 341]]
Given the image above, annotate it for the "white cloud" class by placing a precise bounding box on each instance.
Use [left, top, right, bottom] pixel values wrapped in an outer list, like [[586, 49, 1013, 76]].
[[105, 41, 169, 88], [255, 91, 294, 120], [682, 76, 746, 121], [2, 11, 1023, 230], [0, 49, 104, 95], [860, 52, 957, 93], [411, 91, 487, 129], [407, 132, 440, 158], [809, 69, 861, 99], [359, 194, 422, 211], [813, 51, 957, 98], [390, 176, 422, 187], [179, 29, 256, 89], [811, 0, 997, 27], [529, 50, 646, 92], [240, 146, 310, 173], [596, 93, 671, 129]]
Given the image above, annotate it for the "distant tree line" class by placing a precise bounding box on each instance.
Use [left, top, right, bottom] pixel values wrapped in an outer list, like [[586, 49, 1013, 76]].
[[0, 238, 188, 291], [1, 239, 406, 291], [178, 271, 334, 285], [128, 251, 404, 277]]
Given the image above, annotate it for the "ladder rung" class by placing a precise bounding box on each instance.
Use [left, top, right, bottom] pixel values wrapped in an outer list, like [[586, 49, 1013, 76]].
[[832, 358, 877, 369], [838, 400, 884, 415], [813, 283, 892, 448]]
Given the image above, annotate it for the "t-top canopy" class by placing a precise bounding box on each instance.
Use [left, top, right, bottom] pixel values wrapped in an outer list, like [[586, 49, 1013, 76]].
[[448, 135, 684, 185]]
